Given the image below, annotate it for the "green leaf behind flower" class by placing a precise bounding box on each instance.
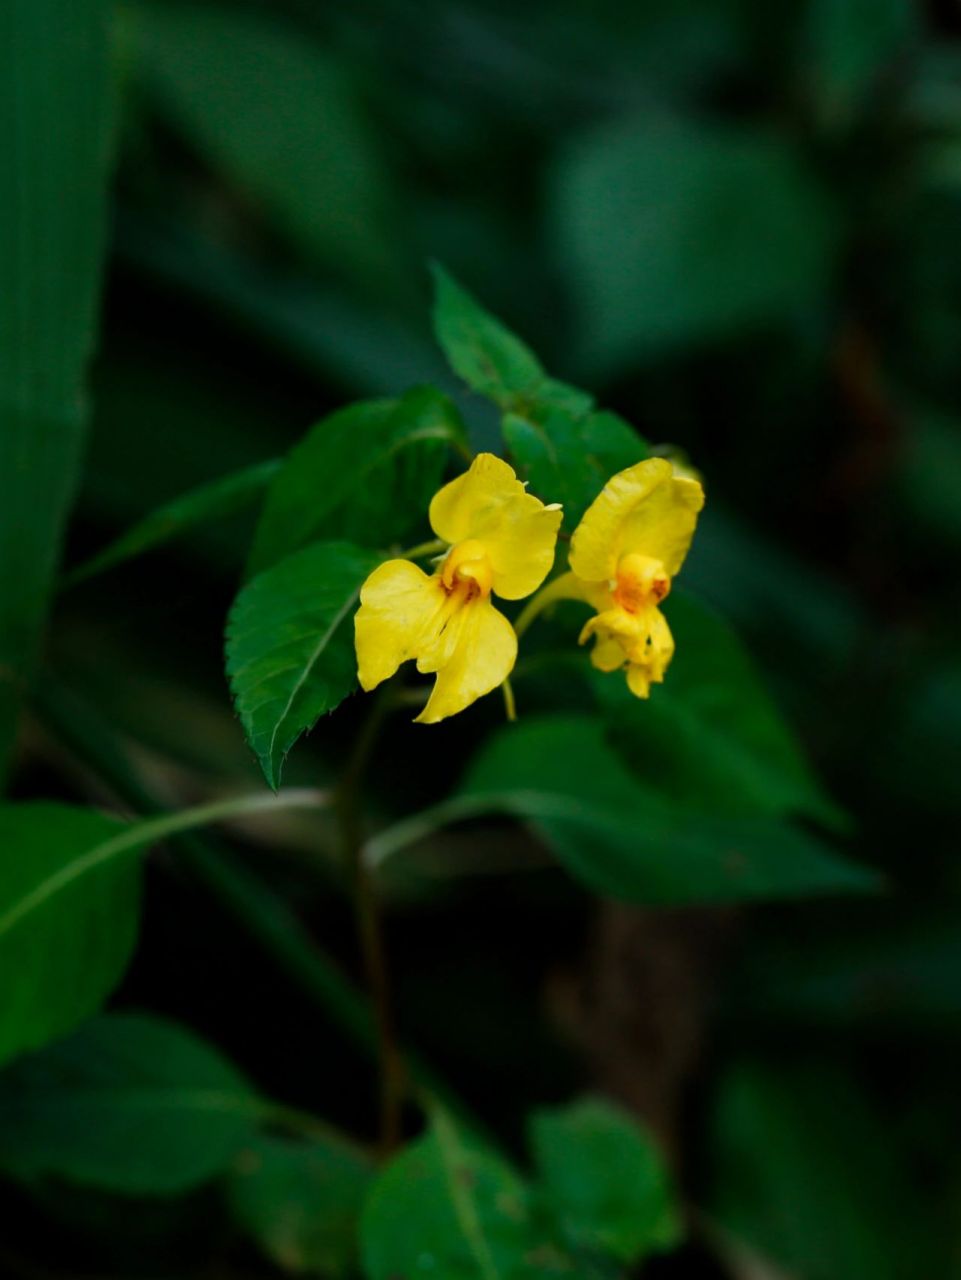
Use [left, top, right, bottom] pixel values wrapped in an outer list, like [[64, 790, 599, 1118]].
[[456, 716, 877, 904], [503, 407, 646, 529], [248, 387, 465, 576], [227, 541, 381, 788]]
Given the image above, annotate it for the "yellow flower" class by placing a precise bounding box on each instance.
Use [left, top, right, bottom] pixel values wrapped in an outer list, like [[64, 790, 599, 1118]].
[[354, 453, 562, 723], [543, 458, 704, 698]]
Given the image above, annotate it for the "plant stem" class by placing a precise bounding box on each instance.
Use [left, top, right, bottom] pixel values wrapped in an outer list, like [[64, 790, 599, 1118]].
[[336, 690, 405, 1154], [33, 680, 461, 1109], [398, 536, 446, 561], [512, 571, 583, 639]]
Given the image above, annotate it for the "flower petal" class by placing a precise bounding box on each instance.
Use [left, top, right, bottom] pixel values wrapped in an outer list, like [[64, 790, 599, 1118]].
[[570, 458, 704, 582], [429, 452, 562, 600], [415, 596, 517, 724], [354, 559, 446, 692]]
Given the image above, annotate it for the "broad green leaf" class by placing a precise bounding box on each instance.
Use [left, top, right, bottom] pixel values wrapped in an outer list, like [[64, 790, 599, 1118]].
[[226, 542, 381, 788], [431, 264, 549, 412], [709, 1062, 939, 1280], [0, 1, 114, 777], [530, 1097, 680, 1264], [248, 387, 465, 576], [132, 2, 405, 293], [361, 1109, 570, 1280], [552, 117, 839, 370], [64, 458, 280, 588], [0, 1013, 258, 1195], [431, 265, 645, 521], [503, 407, 646, 530], [229, 1133, 372, 1277], [457, 716, 877, 904], [601, 592, 845, 829], [0, 804, 139, 1069], [0, 792, 326, 1067]]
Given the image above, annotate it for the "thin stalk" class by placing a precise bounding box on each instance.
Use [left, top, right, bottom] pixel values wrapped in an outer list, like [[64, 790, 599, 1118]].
[[335, 689, 405, 1153], [512, 571, 583, 640], [398, 537, 446, 561], [501, 677, 517, 722], [32, 681, 468, 1123]]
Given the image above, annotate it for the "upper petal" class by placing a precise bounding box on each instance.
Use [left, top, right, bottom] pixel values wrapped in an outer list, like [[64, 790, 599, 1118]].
[[429, 453, 562, 600], [354, 559, 446, 691], [569, 458, 704, 582], [416, 596, 517, 724]]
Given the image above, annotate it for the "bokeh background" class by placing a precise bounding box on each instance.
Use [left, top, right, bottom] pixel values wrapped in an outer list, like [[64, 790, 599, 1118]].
[[9, 0, 961, 1275]]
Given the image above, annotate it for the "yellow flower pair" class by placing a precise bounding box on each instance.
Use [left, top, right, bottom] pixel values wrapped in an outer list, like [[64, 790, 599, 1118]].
[[354, 452, 704, 723]]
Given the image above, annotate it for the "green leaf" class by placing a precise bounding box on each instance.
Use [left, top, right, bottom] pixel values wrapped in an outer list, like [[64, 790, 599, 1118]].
[[132, 2, 405, 293], [601, 592, 845, 829], [0, 804, 139, 1069], [0, 0, 114, 777], [229, 1133, 372, 1277], [64, 458, 280, 588], [457, 716, 878, 904], [226, 541, 381, 789], [530, 1097, 681, 1264], [0, 791, 327, 1068], [552, 117, 839, 370], [503, 407, 646, 530], [0, 1012, 258, 1195], [361, 1109, 569, 1280], [431, 264, 549, 412], [431, 265, 646, 520], [248, 387, 465, 576]]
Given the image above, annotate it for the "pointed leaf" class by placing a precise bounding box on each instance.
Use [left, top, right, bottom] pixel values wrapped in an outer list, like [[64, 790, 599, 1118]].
[[64, 458, 280, 587], [248, 387, 465, 575], [457, 716, 878, 904], [0, 1012, 258, 1194], [0, 0, 114, 775], [226, 542, 381, 788], [503, 407, 647, 530]]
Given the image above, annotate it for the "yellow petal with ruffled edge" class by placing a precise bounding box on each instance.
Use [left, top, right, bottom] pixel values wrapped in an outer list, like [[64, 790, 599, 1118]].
[[569, 458, 704, 583], [415, 596, 517, 724], [429, 453, 562, 600], [354, 559, 448, 692]]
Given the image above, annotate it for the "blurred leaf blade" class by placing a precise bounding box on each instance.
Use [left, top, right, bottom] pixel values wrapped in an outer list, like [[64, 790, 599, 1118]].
[[603, 592, 847, 829], [0, 0, 114, 778], [132, 2, 407, 294], [454, 716, 877, 904], [229, 1132, 373, 1278], [0, 1012, 259, 1195], [0, 804, 139, 1069], [552, 116, 840, 370], [361, 1108, 564, 1280], [64, 458, 281, 588], [530, 1096, 681, 1264]]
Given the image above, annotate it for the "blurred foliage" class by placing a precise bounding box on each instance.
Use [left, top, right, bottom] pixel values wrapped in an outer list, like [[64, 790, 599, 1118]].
[[0, 0, 960, 1276]]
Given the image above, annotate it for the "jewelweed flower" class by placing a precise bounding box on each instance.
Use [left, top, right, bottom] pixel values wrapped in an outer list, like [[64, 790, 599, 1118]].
[[541, 458, 704, 698], [354, 453, 562, 723]]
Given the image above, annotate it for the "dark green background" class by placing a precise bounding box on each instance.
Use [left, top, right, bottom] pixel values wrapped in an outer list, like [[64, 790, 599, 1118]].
[[4, 0, 961, 1276]]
